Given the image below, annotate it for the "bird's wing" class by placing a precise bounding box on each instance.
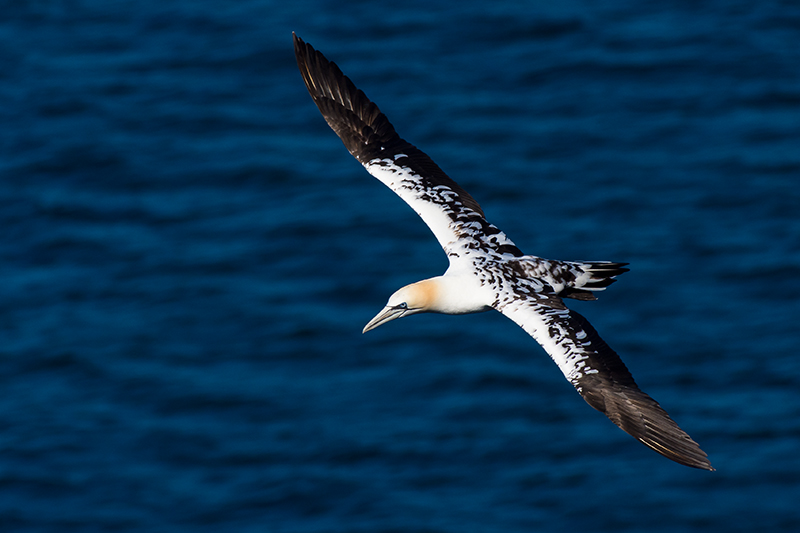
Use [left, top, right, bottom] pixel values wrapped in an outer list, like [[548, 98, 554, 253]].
[[294, 34, 522, 262], [496, 287, 713, 470]]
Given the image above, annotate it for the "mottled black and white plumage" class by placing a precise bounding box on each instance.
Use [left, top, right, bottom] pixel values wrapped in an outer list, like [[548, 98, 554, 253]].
[[294, 34, 713, 471]]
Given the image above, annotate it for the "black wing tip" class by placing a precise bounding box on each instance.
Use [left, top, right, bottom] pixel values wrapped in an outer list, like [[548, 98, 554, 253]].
[[596, 386, 715, 471], [570, 311, 714, 471], [590, 383, 715, 470], [292, 33, 402, 162], [292, 32, 311, 60], [612, 393, 715, 471], [292, 33, 340, 100], [292, 32, 308, 68], [638, 434, 715, 471], [292, 33, 330, 96], [634, 411, 715, 470], [293, 33, 323, 77]]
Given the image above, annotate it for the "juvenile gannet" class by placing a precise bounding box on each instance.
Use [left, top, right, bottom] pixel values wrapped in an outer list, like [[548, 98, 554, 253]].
[[293, 34, 713, 470]]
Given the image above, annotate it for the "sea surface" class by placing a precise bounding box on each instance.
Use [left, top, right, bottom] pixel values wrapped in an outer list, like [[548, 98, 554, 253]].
[[2, 1, 800, 531]]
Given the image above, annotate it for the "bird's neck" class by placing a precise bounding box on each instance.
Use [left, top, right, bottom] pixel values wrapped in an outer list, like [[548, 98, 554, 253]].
[[413, 275, 492, 315]]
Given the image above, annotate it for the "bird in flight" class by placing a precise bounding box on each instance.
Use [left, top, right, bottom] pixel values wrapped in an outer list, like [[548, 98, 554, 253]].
[[293, 33, 712, 470]]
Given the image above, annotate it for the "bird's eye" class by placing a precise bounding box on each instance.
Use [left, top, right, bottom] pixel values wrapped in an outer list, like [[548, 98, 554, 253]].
[[396, 302, 408, 310]]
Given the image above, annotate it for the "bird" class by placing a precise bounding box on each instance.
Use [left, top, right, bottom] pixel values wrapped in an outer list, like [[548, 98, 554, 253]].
[[293, 33, 713, 471]]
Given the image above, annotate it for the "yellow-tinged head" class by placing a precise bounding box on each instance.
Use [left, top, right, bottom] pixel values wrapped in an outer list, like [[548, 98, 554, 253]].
[[362, 279, 439, 333]]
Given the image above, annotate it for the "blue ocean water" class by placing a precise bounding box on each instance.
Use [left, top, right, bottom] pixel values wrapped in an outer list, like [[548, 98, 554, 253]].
[[2, 1, 800, 531]]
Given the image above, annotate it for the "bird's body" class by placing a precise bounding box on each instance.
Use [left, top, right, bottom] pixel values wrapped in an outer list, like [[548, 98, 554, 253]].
[[294, 33, 713, 471]]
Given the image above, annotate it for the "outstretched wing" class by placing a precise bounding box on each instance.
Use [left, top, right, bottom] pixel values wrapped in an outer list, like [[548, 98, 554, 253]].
[[497, 293, 713, 470], [294, 34, 522, 262]]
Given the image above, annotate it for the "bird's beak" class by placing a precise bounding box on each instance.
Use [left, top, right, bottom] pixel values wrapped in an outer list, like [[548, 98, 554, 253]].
[[362, 306, 405, 333]]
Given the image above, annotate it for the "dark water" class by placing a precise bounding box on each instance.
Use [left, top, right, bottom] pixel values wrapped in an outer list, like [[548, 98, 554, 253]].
[[3, 1, 800, 531]]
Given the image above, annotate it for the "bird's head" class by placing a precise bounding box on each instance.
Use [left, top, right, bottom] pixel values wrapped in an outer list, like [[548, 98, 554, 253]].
[[362, 280, 438, 333]]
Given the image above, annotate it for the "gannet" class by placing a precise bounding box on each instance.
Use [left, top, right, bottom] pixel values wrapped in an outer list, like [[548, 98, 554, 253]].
[[293, 33, 713, 471]]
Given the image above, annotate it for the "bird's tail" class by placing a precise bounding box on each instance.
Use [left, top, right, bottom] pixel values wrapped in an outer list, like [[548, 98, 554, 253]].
[[512, 258, 629, 301], [559, 261, 629, 300]]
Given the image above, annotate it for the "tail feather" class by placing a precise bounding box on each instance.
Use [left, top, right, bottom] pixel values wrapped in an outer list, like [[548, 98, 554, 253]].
[[512, 258, 629, 301], [578, 261, 630, 288]]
